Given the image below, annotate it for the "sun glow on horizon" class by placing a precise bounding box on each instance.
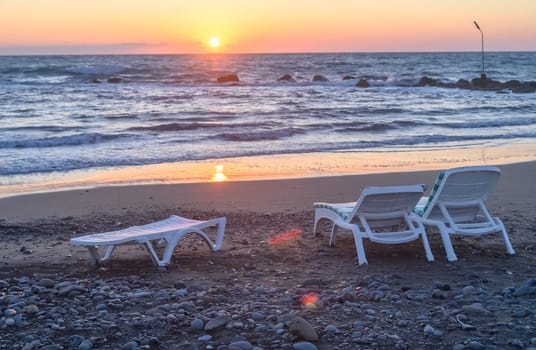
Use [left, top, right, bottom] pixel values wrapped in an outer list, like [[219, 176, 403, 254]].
[[0, 1, 535, 54], [209, 37, 221, 48]]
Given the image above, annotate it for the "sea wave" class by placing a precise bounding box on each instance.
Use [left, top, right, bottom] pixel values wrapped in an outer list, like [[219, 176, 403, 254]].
[[433, 117, 536, 129], [128, 121, 280, 132], [217, 127, 306, 141], [0, 133, 129, 149], [66, 65, 126, 75]]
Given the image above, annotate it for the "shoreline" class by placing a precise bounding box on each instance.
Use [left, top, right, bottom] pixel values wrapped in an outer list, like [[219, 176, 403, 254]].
[[1, 159, 534, 223], [2, 141, 535, 200]]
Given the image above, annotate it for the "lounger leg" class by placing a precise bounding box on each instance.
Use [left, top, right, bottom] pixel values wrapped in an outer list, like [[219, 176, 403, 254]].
[[436, 223, 457, 262], [313, 212, 321, 236], [329, 224, 338, 246], [211, 218, 226, 251], [495, 218, 515, 255], [144, 238, 176, 267], [420, 231, 435, 262], [87, 245, 115, 265], [352, 229, 368, 265]]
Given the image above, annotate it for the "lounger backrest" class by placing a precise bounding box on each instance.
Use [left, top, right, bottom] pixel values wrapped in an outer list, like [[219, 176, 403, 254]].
[[421, 166, 501, 220], [349, 184, 425, 225]]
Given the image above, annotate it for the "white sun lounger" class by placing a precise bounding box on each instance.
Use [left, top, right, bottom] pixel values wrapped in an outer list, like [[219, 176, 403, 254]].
[[71, 215, 226, 267], [313, 184, 434, 265], [413, 166, 515, 261]]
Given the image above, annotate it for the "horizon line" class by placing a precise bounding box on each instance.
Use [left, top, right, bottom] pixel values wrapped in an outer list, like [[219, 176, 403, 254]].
[[1, 49, 535, 57]]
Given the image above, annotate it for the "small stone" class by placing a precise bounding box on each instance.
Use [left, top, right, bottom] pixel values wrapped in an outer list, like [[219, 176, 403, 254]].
[[121, 341, 139, 350], [434, 281, 451, 291], [38, 278, 56, 288], [78, 339, 93, 350], [40, 345, 62, 350], [24, 304, 39, 315], [289, 317, 318, 341], [204, 316, 230, 331], [251, 312, 265, 321], [423, 324, 443, 336], [4, 308, 17, 317], [191, 318, 204, 330], [20, 246, 33, 254], [5, 318, 16, 326], [513, 285, 535, 297], [324, 325, 339, 333], [462, 285, 476, 297], [229, 340, 253, 350], [468, 341, 485, 350], [462, 303, 490, 315], [293, 341, 318, 350], [510, 339, 525, 348], [432, 289, 448, 299], [198, 335, 212, 342], [423, 324, 435, 336]]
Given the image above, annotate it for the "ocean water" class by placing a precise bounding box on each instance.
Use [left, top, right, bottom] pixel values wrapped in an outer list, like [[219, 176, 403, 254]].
[[1, 52, 535, 188]]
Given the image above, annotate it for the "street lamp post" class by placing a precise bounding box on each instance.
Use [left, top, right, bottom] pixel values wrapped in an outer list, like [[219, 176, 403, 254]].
[[473, 21, 485, 79]]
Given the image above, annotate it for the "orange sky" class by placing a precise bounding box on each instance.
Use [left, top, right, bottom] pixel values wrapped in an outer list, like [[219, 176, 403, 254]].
[[0, 0, 535, 55]]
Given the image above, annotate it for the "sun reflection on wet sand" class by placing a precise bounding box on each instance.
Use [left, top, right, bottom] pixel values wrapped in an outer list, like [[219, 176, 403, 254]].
[[212, 164, 227, 182]]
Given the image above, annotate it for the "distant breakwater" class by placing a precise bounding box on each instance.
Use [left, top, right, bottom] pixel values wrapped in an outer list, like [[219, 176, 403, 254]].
[[90, 72, 536, 94]]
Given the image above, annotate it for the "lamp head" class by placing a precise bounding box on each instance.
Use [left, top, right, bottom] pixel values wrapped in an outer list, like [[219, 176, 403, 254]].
[[473, 21, 481, 30]]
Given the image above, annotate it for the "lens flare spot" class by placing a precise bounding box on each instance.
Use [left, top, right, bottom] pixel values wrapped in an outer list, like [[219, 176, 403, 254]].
[[301, 292, 319, 309], [268, 228, 302, 246]]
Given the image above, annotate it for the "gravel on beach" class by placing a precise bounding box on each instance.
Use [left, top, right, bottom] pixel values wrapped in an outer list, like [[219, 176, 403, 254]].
[[1, 209, 535, 350]]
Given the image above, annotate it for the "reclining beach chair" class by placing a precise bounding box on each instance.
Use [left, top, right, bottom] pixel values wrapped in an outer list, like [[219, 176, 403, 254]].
[[71, 215, 226, 267], [313, 184, 434, 265], [413, 166, 515, 261]]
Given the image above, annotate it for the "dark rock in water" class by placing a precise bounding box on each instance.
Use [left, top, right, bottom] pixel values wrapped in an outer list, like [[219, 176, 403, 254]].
[[503, 80, 522, 88], [90, 78, 102, 84], [312, 75, 329, 82], [497, 80, 535, 93], [356, 79, 370, 88], [418, 76, 438, 87], [343, 75, 356, 80], [416, 74, 534, 93], [456, 79, 470, 89], [278, 74, 296, 82], [217, 74, 239, 83], [470, 75, 502, 90], [107, 77, 122, 83]]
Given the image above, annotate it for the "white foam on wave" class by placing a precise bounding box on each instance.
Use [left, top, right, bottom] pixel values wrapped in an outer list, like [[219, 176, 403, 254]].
[[66, 65, 126, 75]]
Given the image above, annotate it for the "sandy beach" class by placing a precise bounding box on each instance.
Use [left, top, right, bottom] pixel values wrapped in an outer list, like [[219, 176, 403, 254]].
[[1, 161, 535, 349]]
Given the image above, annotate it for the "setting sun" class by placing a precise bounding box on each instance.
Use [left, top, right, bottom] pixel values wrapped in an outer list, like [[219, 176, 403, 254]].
[[209, 37, 220, 48]]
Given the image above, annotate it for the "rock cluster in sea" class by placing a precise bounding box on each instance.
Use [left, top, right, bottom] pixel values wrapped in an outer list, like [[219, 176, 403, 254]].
[[417, 74, 536, 93], [1, 273, 535, 349]]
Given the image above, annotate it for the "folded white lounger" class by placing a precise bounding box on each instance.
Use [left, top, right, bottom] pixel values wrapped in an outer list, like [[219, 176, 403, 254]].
[[71, 215, 226, 267]]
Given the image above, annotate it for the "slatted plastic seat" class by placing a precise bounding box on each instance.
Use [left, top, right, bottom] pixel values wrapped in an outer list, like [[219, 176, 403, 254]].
[[71, 215, 226, 267], [414, 166, 515, 261], [314, 184, 434, 265]]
